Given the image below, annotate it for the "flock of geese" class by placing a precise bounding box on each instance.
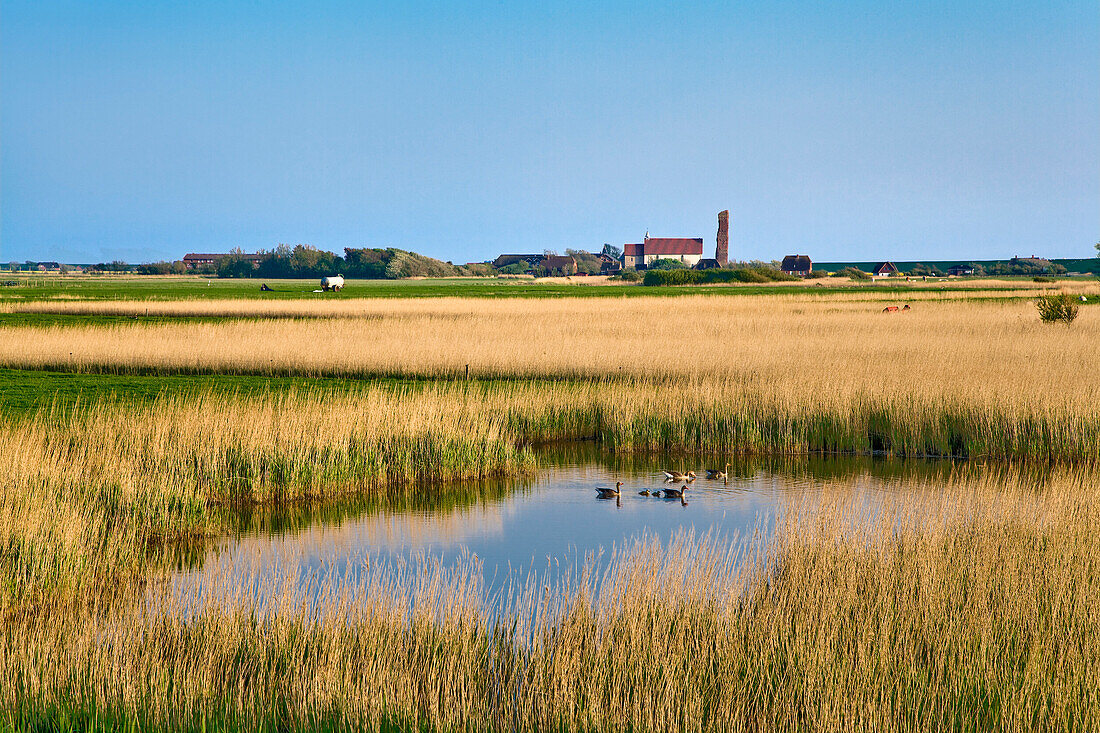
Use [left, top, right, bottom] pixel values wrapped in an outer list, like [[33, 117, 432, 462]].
[[594, 464, 730, 506]]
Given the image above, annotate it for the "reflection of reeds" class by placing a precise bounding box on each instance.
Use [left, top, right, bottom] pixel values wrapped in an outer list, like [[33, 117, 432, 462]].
[[4, 469, 1097, 730]]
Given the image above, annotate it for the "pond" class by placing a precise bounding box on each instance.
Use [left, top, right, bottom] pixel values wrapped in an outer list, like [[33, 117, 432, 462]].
[[162, 446, 1014, 612]]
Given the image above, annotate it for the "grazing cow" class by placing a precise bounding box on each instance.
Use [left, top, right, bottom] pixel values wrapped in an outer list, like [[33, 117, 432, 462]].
[[902, 304, 911, 310], [882, 306, 899, 313], [321, 275, 345, 292]]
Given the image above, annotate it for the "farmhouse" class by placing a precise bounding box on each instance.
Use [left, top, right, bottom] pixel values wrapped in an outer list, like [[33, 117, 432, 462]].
[[541, 255, 578, 275], [946, 264, 975, 276], [183, 253, 262, 269], [622, 237, 704, 269], [872, 262, 899, 277], [780, 255, 812, 276], [596, 253, 621, 274]]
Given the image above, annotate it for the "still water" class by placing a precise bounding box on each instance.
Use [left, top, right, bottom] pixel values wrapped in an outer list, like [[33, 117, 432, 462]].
[[164, 447, 990, 607]]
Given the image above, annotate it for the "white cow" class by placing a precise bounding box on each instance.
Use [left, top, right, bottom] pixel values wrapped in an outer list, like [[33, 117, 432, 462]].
[[321, 275, 345, 292]]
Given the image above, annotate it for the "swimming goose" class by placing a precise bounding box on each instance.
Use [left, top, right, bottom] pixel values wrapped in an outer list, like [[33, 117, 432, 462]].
[[638, 489, 651, 496], [662, 470, 696, 483], [595, 482, 623, 499], [706, 463, 730, 481], [662, 484, 688, 499]]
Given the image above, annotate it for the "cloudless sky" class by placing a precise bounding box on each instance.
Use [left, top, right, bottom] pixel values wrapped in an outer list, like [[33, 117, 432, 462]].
[[2, 1, 1097, 264]]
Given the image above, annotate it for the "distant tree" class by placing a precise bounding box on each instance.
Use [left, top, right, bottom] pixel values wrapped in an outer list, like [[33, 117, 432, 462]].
[[907, 263, 944, 277], [138, 260, 187, 275], [542, 249, 559, 257], [1095, 241, 1099, 257], [216, 249, 255, 278], [499, 262, 530, 275], [601, 243, 622, 260], [565, 249, 602, 275]]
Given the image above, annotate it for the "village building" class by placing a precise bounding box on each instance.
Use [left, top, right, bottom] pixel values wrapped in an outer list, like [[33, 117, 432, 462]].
[[946, 264, 975, 276], [622, 237, 704, 269], [596, 253, 621, 274], [780, 255, 812, 276], [872, 262, 899, 277], [183, 252, 262, 269], [541, 255, 578, 275]]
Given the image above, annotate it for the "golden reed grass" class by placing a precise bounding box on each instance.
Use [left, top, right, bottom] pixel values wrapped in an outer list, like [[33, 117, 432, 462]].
[[2, 468, 1097, 731], [1, 295, 1097, 394], [3, 295, 1098, 462], [0, 388, 535, 606]]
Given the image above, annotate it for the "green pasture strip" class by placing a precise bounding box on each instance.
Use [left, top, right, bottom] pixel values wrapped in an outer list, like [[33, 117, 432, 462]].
[[0, 368, 418, 417], [0, 274, 1060, 303], [0, 313, 243, 328]]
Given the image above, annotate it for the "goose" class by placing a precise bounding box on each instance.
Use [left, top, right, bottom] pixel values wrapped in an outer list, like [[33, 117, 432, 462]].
[[662, 470, 696, 483], [638, 489, 651, 496], [706, 463, 730, 481], [595, 482, 623, 499], [662, 484, 688, 499], [651, 490, 662, 498]]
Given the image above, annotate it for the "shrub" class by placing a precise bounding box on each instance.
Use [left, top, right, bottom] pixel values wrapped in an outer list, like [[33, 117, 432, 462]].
[[1036, 294, 1079, 324], [643, 269, 699, 286], [1033, 276, 1054, 283], [833, 267, 871, 280], [617, 269, 641, 282], [805, 270, 828, 279], [643, 267, 797, 286], [649, 258, 689, 271]]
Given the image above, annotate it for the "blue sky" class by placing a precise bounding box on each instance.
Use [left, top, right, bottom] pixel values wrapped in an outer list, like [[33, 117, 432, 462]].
[[2, 1, 1097, 264]]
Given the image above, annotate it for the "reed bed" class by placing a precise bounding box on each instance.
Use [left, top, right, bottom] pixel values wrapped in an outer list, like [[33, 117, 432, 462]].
[[0, 387, 534, 606], [1, 296, 1096, 396], [2, 468, 1097, 731]]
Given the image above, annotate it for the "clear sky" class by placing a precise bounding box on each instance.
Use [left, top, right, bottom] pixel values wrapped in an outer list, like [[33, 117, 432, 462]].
[[2, 1, 1097, 265]]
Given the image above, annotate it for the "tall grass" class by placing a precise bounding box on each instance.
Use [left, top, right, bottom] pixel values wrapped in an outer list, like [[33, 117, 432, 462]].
[[3, 379, 1098, 608], [2, 468, 1097, 731], [0, 387, 535, 606]]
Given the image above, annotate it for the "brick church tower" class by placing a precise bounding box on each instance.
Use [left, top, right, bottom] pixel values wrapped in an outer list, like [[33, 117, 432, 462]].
[[716, 210, 729, 265]]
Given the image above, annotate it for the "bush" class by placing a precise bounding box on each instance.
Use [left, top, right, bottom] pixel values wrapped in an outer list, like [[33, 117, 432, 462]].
[[643, 266, 797, 286], [832, 267, 871, 280], [617, 269, 641, 282], [644, 269, 699, 286], [1033, 276, 1054, 283], [805, 270, 828, 279], [1036, 294, 1079, 324], [649, 258, 689, 271]]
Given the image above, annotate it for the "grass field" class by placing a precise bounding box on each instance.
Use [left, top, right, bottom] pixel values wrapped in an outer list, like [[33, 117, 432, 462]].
[[2, 272, 1090, 303], [1, 276, 1099, 730]]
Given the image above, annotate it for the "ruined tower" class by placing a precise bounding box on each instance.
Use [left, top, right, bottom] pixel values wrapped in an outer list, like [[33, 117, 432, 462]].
[[716, 210, 729, 265]]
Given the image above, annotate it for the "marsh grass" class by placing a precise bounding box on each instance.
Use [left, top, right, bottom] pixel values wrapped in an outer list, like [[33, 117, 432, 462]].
[[4, 369, 1099, 609], [0, 387, 535, 606], [3, 468, 1098, 731]]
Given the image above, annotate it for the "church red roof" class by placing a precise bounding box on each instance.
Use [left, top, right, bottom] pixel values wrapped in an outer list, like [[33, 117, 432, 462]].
[[641, 238, 704, 256]]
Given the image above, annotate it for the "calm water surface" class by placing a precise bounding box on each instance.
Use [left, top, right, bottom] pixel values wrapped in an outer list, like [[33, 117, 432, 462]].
[[164, 448, 982, 607]]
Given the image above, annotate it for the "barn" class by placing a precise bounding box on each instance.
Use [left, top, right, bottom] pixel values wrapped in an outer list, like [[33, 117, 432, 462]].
[[780, 255, 812, 277]]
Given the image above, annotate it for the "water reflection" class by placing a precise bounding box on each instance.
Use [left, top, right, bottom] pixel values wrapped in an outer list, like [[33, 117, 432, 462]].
[[163, 446, 1041, 608]]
